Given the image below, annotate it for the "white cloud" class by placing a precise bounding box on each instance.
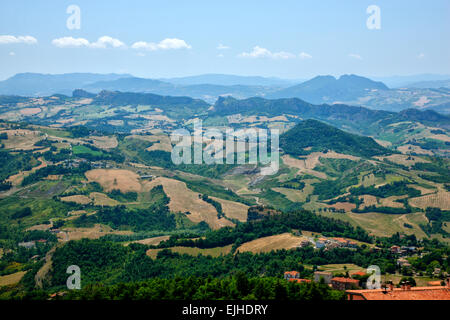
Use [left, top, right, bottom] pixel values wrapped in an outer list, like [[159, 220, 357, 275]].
[[217, 53, 224, 58], [349, 53, 363, 60], [52, 37, 90, 48], [9, 52, 15, 56], [299, 52, 312, 59], [131, 38, 191, 51], [239, 46, 296, 59], [217, 43, 230, 50], [417, 53, 425, 59], [52, 36, 125, 48], [90, 36, 125, 48], [0, 35, 37, 45]]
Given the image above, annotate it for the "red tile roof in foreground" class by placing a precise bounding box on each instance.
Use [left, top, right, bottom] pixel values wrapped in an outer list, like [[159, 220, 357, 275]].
[[347, 286, 450, 300]]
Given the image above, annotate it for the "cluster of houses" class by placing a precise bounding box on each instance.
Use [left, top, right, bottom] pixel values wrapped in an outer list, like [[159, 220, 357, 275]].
[[390, 245, 417, 256], [284, 270, 364, 291], [284, 269, 450, 300], [18, 239, 47, 249], [310, 237, 359, 250]]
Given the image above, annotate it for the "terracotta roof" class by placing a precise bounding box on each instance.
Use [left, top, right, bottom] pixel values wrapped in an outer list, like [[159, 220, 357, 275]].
[[428, 281, 443, 286], [347, 286, 450, 300], [284, 271, 300, 276], [351, 271, 367, 277], [332, 277, 360, 284], [289, 278, 311, 283]]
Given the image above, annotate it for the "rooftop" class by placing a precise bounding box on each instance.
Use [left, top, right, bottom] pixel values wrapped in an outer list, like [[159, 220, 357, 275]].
[[288, 278, 311, 283], [332, 277, 360, 284], [347, 286, 450, 300]]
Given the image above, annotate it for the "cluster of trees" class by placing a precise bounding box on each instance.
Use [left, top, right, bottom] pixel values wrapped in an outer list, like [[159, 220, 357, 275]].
[[352, 205, 412, 215], [420, 207, 450, 237], [157, 210, 372, 251], [279, 177, 305, 190], [41, 237, 397, 291], [107, 189, 138, 202], [0, 181, 12, 191], [62, 274, 345, 300], [279, 119, 389, 158], [21, 162, 92, 186], [0, 150, 39, 182], [200, 194, 223, 218], [414, 159, 450, 184], [73, 186, 175, 232], [349, 181, 421, 198]]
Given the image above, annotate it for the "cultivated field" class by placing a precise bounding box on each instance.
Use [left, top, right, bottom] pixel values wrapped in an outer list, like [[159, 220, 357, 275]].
[[125, 236, 170, 246], [236, 233, 308, 254], [88, 135, 118, 149], [409, 192, 450, 210], [85, 169, 142, 193], [143, 177, 235, 229], [146, 245, 233, 259], [210, 196, 249, 222], [0, 129, 42, 150], [61, 224, 133, 241], [60, 195, 92, 205], [0, 271, 27, 286], [6, 157, 47, 186]]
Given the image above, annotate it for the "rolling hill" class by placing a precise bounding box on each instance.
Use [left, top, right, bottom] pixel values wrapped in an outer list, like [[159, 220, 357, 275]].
[[280, 119, 390, 157]]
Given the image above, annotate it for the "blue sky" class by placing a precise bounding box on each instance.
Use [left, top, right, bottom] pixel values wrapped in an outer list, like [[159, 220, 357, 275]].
[[0, 0, 449, 80]]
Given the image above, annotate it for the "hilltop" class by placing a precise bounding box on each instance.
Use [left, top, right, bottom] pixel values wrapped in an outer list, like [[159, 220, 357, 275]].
[[268, 74, 389, 103], [280, 120, 390, 157]]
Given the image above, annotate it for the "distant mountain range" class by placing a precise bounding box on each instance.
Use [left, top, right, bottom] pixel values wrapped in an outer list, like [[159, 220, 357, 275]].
[[1, 72, 450, 113], [159, 74, 299, 87], [267, 74, 389, 103], [407, 79, 450, 89], [0, 73, 131, 96]]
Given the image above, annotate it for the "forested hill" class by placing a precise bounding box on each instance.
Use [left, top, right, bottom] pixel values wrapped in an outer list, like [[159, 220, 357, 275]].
[[280, 119, 391, 157]]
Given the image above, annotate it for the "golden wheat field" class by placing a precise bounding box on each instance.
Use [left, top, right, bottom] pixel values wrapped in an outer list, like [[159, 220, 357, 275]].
[[85, 169, 142, 193], [143, 177, 235, 230], [236, 233, 308, 254]]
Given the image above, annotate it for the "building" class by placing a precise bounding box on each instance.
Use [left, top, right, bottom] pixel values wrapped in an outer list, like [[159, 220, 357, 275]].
[[315, 239, 327, 249], [18, 241, 35, 249], [351, 271, 367, 278], [347, 280, 450, 300], [284, 271, 300, 280], [314, 271, 333, 284], [397, 258, 411, 268], [331, 277, 360, 291], [288, 278, 311, 284], [390, 245, 401, 254], [299, 240, 311, 248]]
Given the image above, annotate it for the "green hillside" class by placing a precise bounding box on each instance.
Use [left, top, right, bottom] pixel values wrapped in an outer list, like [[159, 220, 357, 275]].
[[280, 119, 390, 157]]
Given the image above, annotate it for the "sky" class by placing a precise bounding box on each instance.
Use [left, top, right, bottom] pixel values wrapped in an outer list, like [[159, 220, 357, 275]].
[[0, 0, 449, 80]]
